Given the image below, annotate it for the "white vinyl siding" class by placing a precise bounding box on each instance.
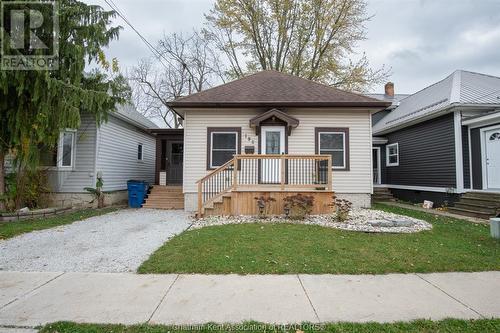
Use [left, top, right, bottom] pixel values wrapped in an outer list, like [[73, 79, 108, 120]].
[[96, 115, 155, 191], [182, 108, 372, 194], [46, 113, 97, 192]]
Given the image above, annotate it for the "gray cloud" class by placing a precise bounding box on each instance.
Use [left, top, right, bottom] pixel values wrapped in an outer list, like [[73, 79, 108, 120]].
[[84, 0, 500, 95]]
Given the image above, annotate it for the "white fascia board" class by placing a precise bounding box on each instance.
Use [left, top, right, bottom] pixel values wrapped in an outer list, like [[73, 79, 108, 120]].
[[454, 111, 464, 193], [462, 111, 500, 128], [377, 184, 462, 193]]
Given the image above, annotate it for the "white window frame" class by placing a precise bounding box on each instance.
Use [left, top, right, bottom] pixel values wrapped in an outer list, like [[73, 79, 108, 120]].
[[210, 131, 238, 169], [57, 130, 76, 169], [137, 143, 144, 161], [386, 143, 399, 167], [318, 131, 346, 169]]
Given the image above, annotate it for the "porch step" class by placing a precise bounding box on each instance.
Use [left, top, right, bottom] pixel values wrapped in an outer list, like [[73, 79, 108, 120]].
[[202, 194, 232, 217], [142, 186, 184, 210], [372, 187, 396, 202], [448, 191, 500, 220], [447, 207, 495, 220]]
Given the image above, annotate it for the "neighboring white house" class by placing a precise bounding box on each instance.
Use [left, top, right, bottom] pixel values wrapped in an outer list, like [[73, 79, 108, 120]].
[[43, 104, 157, 208]]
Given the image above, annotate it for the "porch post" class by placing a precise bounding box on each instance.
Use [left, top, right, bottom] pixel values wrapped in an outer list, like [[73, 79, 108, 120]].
[[232, 156, 238, 190], [197, 182, 202, 216], [327, 156, 333, 191], [280, 154, 286, 190]]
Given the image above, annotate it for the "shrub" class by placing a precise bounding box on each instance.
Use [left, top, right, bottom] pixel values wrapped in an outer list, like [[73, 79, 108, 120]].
[[334, 198, 352, 222], [254, 195, 276, 218], [1, 169, 49, 211], [283, 194, 314, 220], [84, 176, 105, 208]]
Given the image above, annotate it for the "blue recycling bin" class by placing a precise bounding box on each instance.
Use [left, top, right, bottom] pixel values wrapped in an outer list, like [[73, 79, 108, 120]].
[[127, 180, 147, 208]]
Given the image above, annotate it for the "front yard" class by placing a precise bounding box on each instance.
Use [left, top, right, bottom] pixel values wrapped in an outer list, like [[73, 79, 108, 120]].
[[40, 319, 500, 333], [0, 207, 119, 240], [138, 204, 500, 274]]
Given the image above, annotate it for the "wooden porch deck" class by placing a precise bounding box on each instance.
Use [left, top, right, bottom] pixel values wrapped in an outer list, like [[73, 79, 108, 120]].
[[197, 154, 334, 217]]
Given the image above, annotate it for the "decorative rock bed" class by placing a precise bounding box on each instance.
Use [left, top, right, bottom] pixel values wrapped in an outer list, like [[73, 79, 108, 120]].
[[192, 208, 432, 233]]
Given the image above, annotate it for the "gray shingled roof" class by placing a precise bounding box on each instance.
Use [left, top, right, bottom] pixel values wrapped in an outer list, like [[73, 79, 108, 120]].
[[115, 103, 158, 130], [373, 70, 500, 135], [168, 70, 389, 108]]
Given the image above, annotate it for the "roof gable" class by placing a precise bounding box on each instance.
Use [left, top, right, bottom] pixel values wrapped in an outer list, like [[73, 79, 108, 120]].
[[168, 70, 388, 108]]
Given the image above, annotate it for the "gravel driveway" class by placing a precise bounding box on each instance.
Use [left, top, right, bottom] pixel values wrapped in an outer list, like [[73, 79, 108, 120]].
[[0, 209, 192, 273]]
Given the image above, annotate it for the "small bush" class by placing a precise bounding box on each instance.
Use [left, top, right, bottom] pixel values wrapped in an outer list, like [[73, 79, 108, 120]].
[[283, 194, 314, 220], [253, 195, 276, 218], [334, 198, 352, 222]]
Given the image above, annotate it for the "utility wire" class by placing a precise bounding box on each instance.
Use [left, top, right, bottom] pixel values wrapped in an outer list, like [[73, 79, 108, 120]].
[[103, 0, 175, 70]]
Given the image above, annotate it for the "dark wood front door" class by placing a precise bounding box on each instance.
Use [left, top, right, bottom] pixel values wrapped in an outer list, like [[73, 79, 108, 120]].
[[167, 141, 183, 184]]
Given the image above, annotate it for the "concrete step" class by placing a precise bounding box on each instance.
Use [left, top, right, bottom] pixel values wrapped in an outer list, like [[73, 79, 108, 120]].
[[447, 207, 494, 220], [453, 203, 498, 214], [459, 197, 500, 208], [462, 192, 500, 201]]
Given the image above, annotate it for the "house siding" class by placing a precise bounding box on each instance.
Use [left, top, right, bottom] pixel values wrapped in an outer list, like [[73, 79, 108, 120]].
[[96, 115, 156, 191], [385, 113, 456, 188], [47, 113, 97, 192], [182, 108, 373, 202]]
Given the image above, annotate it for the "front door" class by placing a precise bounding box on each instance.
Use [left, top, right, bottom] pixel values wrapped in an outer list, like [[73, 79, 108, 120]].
[[167, 141, 183, 184], [260, 126, 285, 183], [485, 128, 500, 189]]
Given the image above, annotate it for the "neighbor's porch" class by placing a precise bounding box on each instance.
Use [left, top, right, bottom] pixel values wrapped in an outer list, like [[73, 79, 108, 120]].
[[197, 154, 334, 216]]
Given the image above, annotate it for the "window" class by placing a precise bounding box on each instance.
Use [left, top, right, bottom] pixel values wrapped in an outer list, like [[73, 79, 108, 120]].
[[207, 127, 241, 169], [137, 144, 143, 161], [386, 143, 399, 166], [315, 128, 349, 170], [56, 131, 75, 168], [489, 132, 500, 141]]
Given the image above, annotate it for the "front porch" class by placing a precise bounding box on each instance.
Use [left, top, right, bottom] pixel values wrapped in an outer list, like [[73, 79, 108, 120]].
[[197, 154, 334, 216]]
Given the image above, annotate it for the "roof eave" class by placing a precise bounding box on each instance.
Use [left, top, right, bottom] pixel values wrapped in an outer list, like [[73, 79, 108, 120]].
[[167, 101, 391, 108]]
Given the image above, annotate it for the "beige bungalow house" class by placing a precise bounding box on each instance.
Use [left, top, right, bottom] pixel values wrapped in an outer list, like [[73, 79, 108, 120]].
[[147, 71, 389, 216]]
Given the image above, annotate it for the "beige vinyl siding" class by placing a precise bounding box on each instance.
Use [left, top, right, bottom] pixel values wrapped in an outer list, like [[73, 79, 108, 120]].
[[182, 108, 372, 194], [287, 108, 372, 194]]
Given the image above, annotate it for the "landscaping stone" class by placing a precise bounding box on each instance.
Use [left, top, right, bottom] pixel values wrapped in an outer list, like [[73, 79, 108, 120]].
[[193, 209, 432, 233]]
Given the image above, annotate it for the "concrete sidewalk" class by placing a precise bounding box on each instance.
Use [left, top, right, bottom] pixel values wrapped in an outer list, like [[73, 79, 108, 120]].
[[0, 271, 499, 329]]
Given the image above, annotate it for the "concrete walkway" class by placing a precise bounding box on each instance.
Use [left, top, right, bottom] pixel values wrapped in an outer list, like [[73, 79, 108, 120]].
[[0, 271, 498, 329]]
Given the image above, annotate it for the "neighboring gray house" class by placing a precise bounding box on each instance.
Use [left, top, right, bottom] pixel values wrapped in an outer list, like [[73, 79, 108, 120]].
[[370, 70, 500, 218], [43, 104, 158, 208]]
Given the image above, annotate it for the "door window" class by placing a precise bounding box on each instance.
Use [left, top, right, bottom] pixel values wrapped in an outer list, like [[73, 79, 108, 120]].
[[266, 131, 281, 154]]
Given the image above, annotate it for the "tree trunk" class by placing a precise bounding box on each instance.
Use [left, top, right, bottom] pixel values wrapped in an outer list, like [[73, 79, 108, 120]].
[[0, 150, 5, 211]]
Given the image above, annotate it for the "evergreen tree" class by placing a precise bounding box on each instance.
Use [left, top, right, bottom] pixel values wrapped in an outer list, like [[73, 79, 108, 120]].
[[0, 0, 130, 210]]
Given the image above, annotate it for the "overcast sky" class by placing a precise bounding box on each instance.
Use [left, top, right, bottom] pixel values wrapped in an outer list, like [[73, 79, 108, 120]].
[[84, 0, 500, 95]]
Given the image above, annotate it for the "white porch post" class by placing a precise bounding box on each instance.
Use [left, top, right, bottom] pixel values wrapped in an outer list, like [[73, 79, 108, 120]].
[[454, 110, 464, 193]]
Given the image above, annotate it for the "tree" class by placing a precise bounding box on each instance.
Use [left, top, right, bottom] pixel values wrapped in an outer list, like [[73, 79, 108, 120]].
[[128, 31, 223, 128], [0, 0, 130, 210], [205, 0, 389, 91]]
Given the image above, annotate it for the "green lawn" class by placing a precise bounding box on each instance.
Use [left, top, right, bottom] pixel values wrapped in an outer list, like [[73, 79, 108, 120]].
[[0, 207, 119, 240], [40, 319, 500, 333], [138, 203, 499, 274]]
